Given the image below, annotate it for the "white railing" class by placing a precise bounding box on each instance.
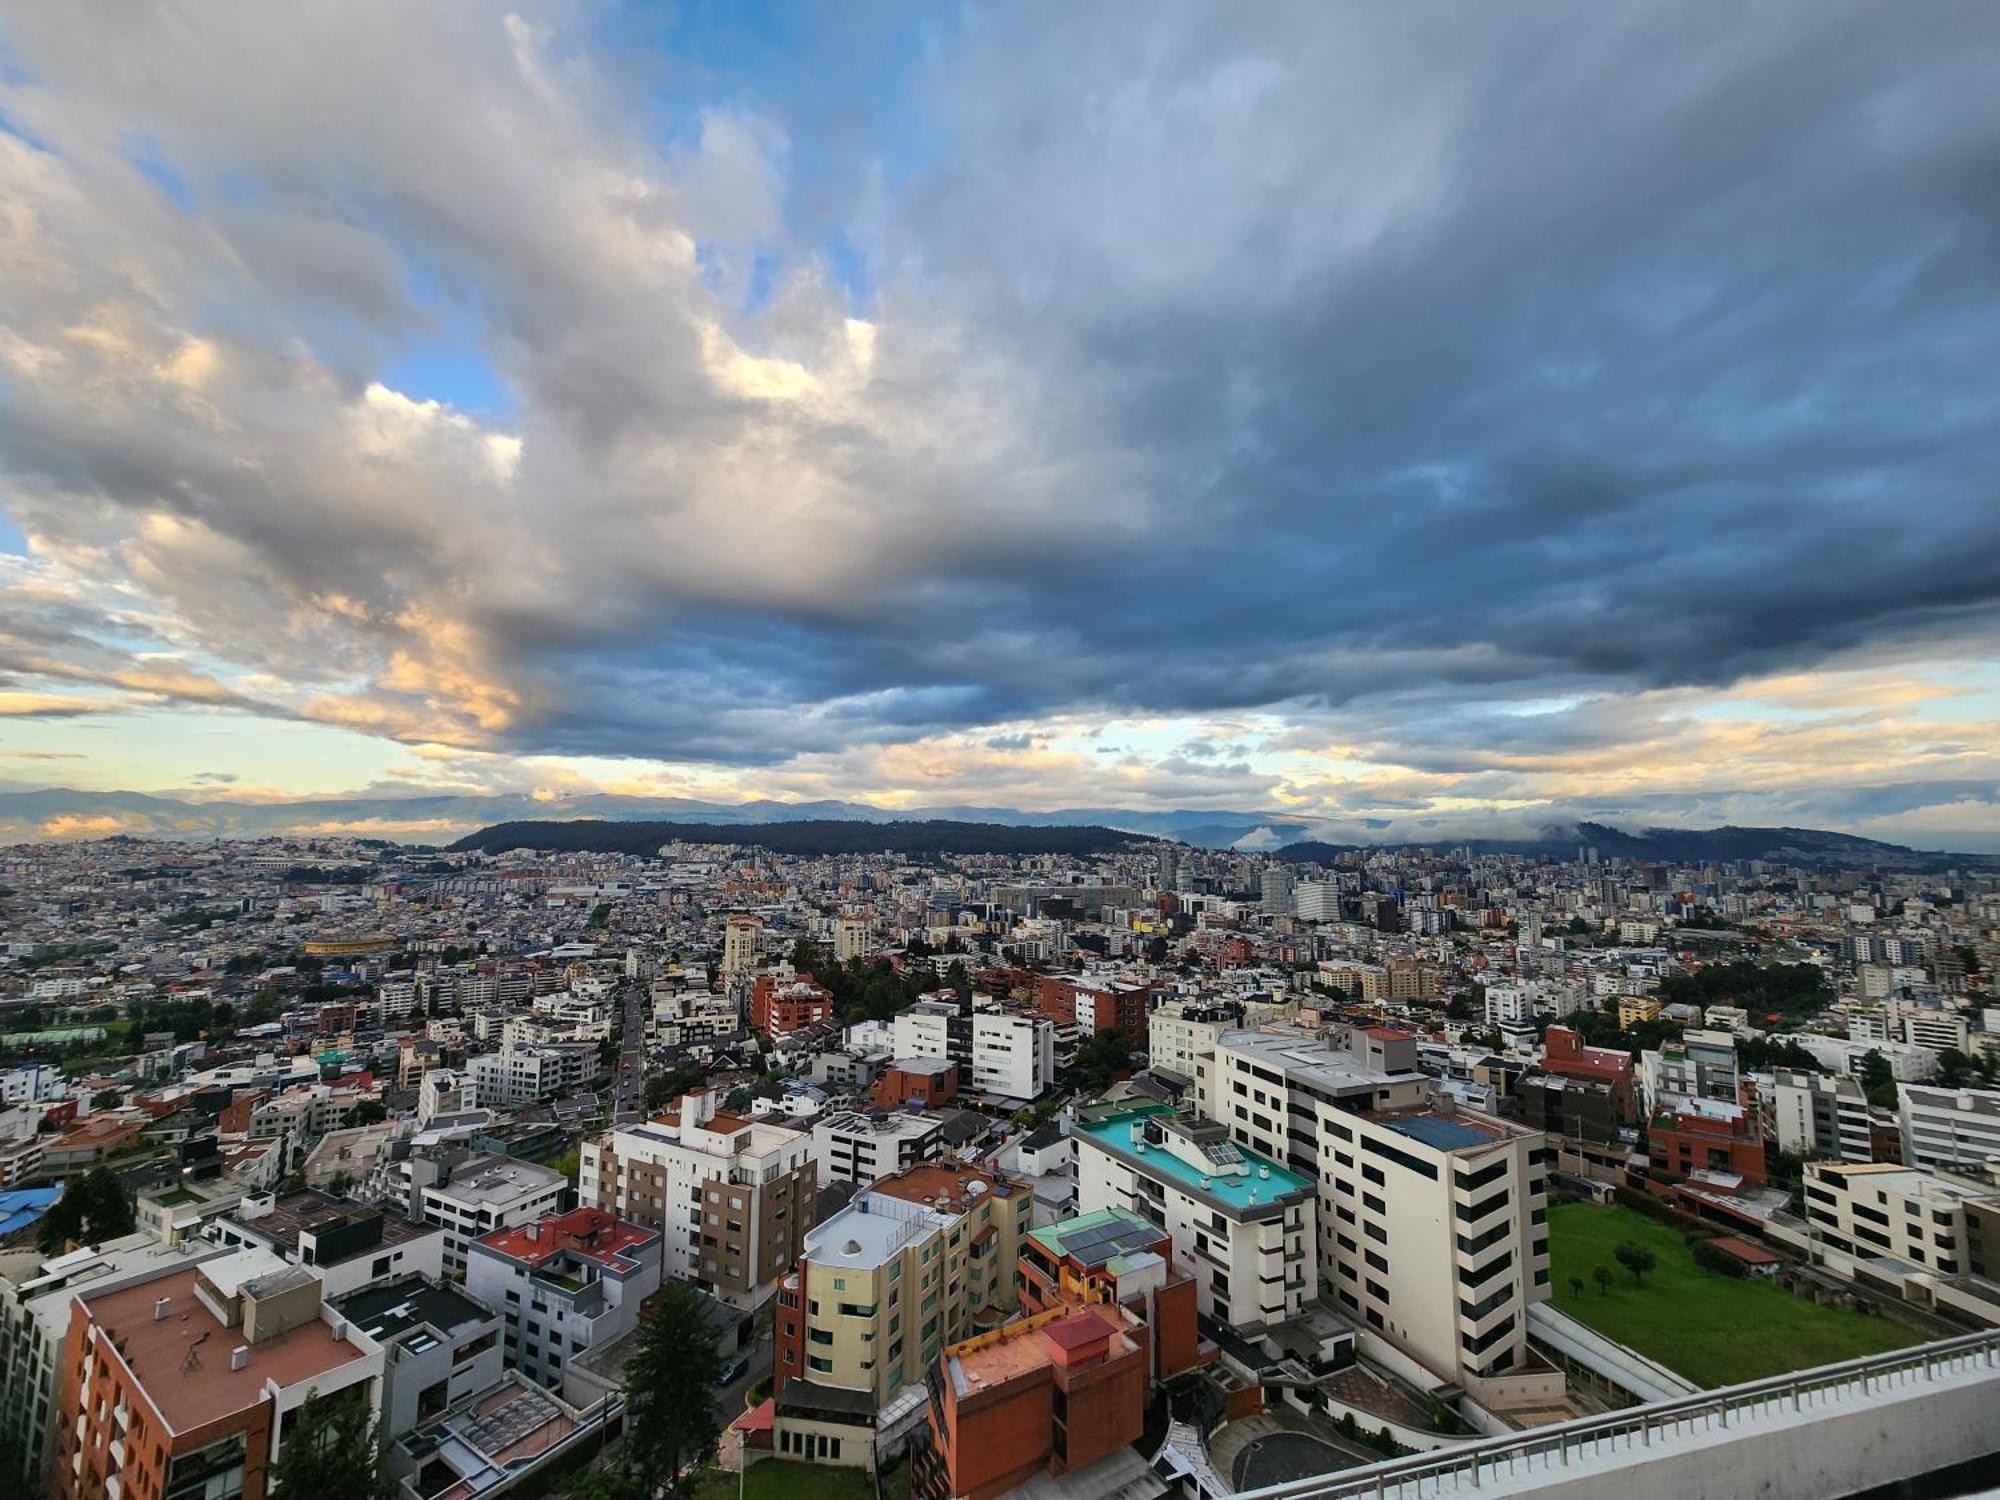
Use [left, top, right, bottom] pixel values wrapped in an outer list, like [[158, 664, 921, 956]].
[[1233, 1330, 2000, 1499]]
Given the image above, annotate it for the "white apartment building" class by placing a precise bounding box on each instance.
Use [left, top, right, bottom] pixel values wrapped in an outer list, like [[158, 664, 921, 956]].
[[1801, 1161, 1995, 1277], [397, 1152, 568, 1276], [1, 1062, 65, 1104], [892, 1000, 1055, 1102], [1900, 1084, 2000, 1173], [1072, 1103, 1315, 1334], [1199, 1027, 1550, 1391], [582, 1089, 818, 1308], [1771, 1069, 1878, 1163], [812, 1110, 946, 1187], [465, 1208, 662, 1389], [1148, 997, 1280, 1083], [419, 1067, 479, 1124], [1293, 883, 1342, 922], [468, 1040, 595, 1106]]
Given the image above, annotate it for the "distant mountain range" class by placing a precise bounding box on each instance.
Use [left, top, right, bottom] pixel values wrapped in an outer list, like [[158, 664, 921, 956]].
[[449, 818, 1153, 858], [0, 788, 1990, 868], [0, 787, 1310, 848]]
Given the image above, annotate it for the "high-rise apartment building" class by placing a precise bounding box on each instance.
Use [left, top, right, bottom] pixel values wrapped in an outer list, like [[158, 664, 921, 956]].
[[582, 1089, 818, 1308], [722, 914, 763, 976], [833, 917, 872, 963], [1197, 1027, 1550, 1393], [772, 1165, 1033, 1468], [1899, 1084, 2000, 1173], [1071, 1102, 1315, 1333]]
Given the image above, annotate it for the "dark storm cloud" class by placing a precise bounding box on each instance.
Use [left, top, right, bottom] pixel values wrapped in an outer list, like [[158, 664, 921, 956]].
[[0, 0, 1996, 786]]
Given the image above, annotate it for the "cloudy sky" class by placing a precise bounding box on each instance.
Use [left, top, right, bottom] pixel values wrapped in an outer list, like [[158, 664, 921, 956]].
[[1, 1, 1998, 847]]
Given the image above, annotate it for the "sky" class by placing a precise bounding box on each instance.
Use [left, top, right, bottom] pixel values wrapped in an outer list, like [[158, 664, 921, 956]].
[[1, 1, 1999, 848]]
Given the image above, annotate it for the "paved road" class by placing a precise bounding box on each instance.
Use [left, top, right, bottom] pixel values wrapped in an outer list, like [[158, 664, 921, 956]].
[[613, 981, 646, 1120], [714, 1335, 774, 1425]]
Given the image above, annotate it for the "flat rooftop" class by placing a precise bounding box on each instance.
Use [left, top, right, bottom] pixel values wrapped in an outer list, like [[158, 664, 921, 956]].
[[1028, 1207, 1162, 1269], [1216, 1028, 1411, 1095], [84, 1266, 366, 1436], [333, 1276, 494, 1344], [228, 1189, 437, 1257], [1072, 1106, 1313, 1215]]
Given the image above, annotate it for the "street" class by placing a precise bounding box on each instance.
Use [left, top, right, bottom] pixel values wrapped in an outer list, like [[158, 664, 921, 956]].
[[613, 980, 646, 1120]]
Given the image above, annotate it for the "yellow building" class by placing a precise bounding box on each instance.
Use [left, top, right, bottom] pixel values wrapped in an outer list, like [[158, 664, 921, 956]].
[[772, 1164, 1032, 1464], [1618, 995, 1661, 1030]]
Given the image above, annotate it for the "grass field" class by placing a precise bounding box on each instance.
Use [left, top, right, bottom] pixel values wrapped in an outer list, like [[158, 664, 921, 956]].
[[689, 1460, 882, 1500], [1547, 1202, 1921, 1387]]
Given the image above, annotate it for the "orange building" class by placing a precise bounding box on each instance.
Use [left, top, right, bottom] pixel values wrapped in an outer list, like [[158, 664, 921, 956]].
[[869, 1058, 957, 1110], [54, 1250, 381, 1500], [914, 1308, 1148, 1500], [749, 974, 837, 1040], [1543, 1025, 1637, 1122], [1016, 1206, 1209, 1384], [1648, 1098, 1766, 1187], [912, 1205, 1212, 1500]]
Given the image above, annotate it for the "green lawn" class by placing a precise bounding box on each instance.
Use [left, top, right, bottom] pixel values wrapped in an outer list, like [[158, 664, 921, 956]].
[[1546, 1202, 1921, 1387], [689, 1461, 877, 1500]]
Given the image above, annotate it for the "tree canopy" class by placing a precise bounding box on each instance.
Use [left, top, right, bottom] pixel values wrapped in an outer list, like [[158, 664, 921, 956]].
[[620, 1281, 723, 1496], [264, 1388, 397, 1499], [37, 1167, 135, 1253]]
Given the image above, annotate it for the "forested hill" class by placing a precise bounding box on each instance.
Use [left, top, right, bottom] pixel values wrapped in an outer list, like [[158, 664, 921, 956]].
[[448, 818, 1156, 857]]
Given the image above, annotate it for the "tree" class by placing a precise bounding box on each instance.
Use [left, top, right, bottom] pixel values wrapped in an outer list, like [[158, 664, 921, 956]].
[[1936, 1048, 1977, 1089], [37, 1167, 136, 1253], [1858, 1049, 1899, 1110], [1592, 1264, 1614, 1296], [1613, 1240, 1657, 1285], [568, 1474, 643, 1500], [1072, 1028, 1134, 1093], [621, 1281, 723, 1496], [1567, 1276, 1584, 1299], [349, 1100, 388, 1125], [265, 1388, 396, 1499]]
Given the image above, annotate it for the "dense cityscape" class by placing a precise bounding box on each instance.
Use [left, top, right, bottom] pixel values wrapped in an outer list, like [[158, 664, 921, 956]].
[[1, 828, 1996, 1498]]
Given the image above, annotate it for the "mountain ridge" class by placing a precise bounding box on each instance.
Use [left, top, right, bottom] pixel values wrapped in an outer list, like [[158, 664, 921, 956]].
[[0, 787, 1989, 866]]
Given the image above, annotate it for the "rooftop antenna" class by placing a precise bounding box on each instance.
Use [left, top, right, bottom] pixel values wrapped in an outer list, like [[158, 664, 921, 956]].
[[181, 1330, 211, 1372]]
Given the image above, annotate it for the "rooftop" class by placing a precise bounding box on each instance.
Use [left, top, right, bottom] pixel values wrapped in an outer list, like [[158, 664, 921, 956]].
[[1028, 1207, 1163, 1270], [1072, 1105, 1313, 1215], [333, 1275, 495, 1344], [1216, 1028, 1411, 1095], [226, 1189, 437, 1258], [82, 1265, 367, 1435], [476, 1207, 657, 1274]]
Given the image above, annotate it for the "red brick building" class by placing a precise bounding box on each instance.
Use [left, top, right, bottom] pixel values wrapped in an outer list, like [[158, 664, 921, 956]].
[[1033, 977, 1148, 1043], [1542, 1025, 1638, 1122], [1648, 1098, 1766, 1187], [869, 1058, 957, 1110], [913, 1206, 1212, 1500], [749, 975, 836, 1041], [914, 1308, 1147, 1500]]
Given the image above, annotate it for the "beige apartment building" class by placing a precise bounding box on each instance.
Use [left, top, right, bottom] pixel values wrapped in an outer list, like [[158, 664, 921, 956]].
[[581, 1089, 817, 1308], [771, 1164, 1034, 1467]]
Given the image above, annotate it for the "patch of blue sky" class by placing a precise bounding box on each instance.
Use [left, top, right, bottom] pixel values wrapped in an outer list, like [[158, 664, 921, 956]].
[[123, 133, 195, 210], [0, 509, 27, 556], [381, 337, 515, 421]]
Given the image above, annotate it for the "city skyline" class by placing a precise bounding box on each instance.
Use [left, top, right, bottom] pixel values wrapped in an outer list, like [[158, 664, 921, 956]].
[[2, 3, 1999, 848]]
